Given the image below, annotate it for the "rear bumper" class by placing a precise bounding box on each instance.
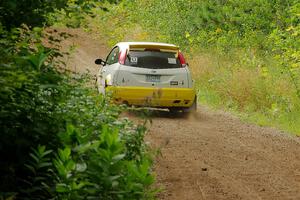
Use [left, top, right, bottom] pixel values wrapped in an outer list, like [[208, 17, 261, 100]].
[[107, 86, 196, 107]]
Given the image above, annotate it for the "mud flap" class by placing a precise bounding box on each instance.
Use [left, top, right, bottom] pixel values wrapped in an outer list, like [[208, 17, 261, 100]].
[[183, 96, 197, 113]]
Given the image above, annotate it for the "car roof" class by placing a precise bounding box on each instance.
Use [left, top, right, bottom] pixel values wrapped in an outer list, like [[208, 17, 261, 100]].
[[116, 42, 179, 51]]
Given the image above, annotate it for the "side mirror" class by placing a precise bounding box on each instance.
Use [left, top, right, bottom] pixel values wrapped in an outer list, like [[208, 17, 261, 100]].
[[95, 58, 106, 66]]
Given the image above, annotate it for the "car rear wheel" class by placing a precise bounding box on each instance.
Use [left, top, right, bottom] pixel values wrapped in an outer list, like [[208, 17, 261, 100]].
[[169, 107, 182, 114]]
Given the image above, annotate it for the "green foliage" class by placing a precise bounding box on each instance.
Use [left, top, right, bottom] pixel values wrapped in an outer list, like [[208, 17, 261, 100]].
[[1, 1, 155, 198], [0, 0, 68, 29], [46, 0, 93, 28], [21, 145, 54, 199], [53, 125, 153, 199], [0, 0, 119, 29], [0, 25, 66, 194], [46, 0, 122, 28], [268, 2, 300, 99]]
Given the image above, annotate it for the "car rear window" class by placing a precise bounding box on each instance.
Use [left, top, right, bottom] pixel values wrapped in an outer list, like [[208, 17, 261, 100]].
[[124, 50, 182, 69]]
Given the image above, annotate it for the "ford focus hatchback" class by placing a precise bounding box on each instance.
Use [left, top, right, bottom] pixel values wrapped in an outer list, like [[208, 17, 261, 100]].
[[95, 42, 196, 112]]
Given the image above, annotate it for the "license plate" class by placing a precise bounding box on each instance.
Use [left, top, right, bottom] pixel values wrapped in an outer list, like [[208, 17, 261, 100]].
[[146, 75, 160, 82]]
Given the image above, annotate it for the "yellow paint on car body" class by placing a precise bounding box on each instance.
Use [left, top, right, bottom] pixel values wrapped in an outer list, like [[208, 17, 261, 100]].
[[106, 86, 196, 107]]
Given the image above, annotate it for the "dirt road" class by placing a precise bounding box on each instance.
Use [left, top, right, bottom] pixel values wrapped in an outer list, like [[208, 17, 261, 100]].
[[54, 28, 300, 200], [146, 109, 300, 200]]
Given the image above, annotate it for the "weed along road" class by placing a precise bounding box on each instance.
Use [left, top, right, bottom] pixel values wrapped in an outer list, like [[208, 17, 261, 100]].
[[61, 28, 300, 200]]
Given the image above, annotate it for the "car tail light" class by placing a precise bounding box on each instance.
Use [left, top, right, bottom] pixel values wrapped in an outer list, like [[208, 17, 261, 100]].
[[119, 49, 127, 64], [178, 51, 186, 67]]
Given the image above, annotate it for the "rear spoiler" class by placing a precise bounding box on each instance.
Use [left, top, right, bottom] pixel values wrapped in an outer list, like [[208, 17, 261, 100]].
[[123, 44, 186, 66], [129, 44, 179, 52]]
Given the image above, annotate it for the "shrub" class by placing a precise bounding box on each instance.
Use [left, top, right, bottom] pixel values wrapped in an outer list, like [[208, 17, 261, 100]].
[[0, 11, 154, 200]]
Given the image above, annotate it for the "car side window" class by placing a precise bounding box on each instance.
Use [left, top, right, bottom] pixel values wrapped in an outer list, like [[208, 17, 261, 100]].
[[106, 47, 119, 65]]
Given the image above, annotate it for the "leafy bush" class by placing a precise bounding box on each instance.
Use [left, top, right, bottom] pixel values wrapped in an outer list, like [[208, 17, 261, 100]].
[[0, 0, 68, 29], [0, 25, 66, 195], [0, 2, 155, 198], [51, 124, 153, 200]]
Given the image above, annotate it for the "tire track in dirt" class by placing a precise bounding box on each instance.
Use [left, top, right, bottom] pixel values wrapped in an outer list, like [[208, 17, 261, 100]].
[[53, 28, 300, 200], [146, 108, 300, 200]]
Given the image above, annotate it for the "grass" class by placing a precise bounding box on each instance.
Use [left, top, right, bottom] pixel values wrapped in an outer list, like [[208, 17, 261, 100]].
[[199, 87, 300, 136], [190, 49, 300, 136]]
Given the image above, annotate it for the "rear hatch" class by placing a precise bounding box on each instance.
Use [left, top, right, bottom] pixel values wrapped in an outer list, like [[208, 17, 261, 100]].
[[115, 44, 191, 88]]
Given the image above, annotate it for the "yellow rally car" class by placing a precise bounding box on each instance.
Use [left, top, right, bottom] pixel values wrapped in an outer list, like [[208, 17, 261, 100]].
[[95, 42, 196, 113]]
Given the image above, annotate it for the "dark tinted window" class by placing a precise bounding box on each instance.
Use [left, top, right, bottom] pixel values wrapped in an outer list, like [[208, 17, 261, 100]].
[[125, 50, 182, 69], [106, 47, 119, 65]]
